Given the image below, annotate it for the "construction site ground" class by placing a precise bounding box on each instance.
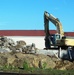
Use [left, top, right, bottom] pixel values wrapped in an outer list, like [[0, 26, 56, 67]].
[[0, 36, 74, 74]]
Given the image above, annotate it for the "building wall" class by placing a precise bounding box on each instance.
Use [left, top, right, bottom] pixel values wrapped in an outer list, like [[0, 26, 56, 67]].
[[7, 36, 45, 49]]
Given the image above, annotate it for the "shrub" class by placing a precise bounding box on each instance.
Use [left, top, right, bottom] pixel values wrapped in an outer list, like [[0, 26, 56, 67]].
[[23, 61, 29, 70]]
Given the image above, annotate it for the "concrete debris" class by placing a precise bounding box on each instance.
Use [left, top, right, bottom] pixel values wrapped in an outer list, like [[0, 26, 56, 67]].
[[0, 36, 37, 53]]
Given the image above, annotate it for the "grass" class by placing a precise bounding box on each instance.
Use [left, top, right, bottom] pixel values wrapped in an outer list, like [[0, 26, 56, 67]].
[[0, 62, 74, 75]]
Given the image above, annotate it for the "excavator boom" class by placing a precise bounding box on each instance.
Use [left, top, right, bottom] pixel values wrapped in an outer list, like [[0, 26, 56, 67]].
[[44, 11, 64, 36]]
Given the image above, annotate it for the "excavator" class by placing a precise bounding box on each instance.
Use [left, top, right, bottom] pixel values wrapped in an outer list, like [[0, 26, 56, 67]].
[[44, 11, 74, 49]]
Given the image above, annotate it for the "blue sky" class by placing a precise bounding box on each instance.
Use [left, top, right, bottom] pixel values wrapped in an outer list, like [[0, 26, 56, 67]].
[[0, 0, 74, 32]]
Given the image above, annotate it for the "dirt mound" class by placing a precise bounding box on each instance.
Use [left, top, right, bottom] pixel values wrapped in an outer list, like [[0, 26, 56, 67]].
[[0, 52, 74, 70], [0, 52, 56, 69]]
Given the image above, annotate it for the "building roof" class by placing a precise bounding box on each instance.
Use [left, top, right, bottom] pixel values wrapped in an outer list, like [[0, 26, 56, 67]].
[[0, 30, 74, 36]]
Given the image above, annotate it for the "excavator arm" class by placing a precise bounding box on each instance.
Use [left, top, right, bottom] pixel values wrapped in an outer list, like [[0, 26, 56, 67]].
[[44, 11, 65, 49], [44, 11, 64, 36]]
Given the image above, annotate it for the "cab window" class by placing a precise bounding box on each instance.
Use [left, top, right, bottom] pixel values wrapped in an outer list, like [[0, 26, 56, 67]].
[[56, 35, 60, 39]]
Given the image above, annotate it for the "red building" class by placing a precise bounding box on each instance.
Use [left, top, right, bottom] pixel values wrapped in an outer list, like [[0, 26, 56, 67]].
[[0, 30, 74, 36]]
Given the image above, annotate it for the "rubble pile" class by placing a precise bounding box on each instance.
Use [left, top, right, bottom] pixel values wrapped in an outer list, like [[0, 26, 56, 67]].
[[0, 36, 37, 53]]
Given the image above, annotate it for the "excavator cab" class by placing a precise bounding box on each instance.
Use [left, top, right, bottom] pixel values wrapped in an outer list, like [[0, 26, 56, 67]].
[[54, 34, 62, 44], [45, 34, 62, 49], [50, 34, 61, 45]]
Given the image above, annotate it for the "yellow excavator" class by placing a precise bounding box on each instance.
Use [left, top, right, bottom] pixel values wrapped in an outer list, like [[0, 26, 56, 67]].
[[44, 11, 74, 49]]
